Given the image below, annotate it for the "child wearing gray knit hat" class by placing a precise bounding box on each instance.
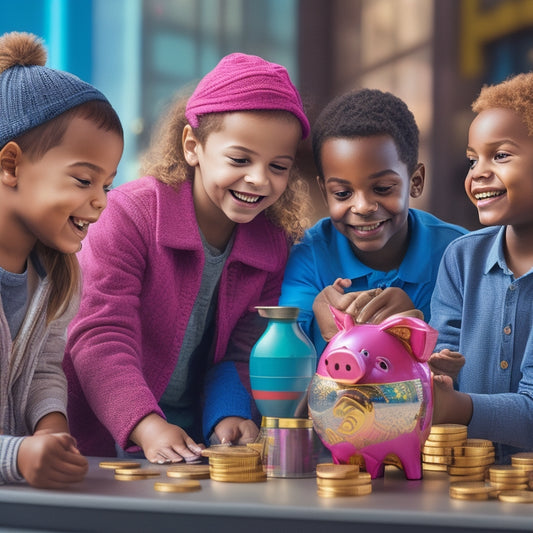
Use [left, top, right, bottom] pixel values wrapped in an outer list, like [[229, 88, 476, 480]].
[[0, 32, 123, 489]]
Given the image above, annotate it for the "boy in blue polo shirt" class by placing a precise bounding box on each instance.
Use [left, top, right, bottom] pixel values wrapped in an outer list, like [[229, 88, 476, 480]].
[[430, 73, 533, 463], [280, 89, 467, 355]]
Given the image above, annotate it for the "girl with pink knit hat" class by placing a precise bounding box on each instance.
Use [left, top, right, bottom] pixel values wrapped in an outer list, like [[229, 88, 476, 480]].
[[64, 53, 311, 463]]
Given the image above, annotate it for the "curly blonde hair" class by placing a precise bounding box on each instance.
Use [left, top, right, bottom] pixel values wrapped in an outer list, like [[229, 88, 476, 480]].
[[472, 72, 533, 136], [141, 91, 311, 241]]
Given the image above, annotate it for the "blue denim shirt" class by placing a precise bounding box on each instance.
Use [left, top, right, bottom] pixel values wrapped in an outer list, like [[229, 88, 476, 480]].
[[430, 225, 533, 462]]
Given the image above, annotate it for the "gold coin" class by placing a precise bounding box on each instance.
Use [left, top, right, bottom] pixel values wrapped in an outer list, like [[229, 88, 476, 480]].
[[449, 481, 496, 496], [99, 461, 141, 470], [453, 446, 495, 458], [154, 480, 201, 493], [489, 465, 529, 478], [447, 465, 488, 476], [422, 462, 448, 472], [317, 484, 372, 498], [422, 445, 452, 456], [498, 490, 533, 503], [449, 491, 490, 501], [210, 471, 267, 483], [462, 438, 494, 448], [422, 454, 449, 465], [114, 467, 161, 476], [316, 463, 360, 479], [115, 473, 160, 481], [167, 465, 210, 480], [489, 481, 529, 490], [511, 453, 533, 468], [201, 445, 260, 458], [448, 473, 487, 483], [317, 474, 372, 488], [429, 424, 468, 434], [449, 455, 495, 467], [426, 436, 466, 446]]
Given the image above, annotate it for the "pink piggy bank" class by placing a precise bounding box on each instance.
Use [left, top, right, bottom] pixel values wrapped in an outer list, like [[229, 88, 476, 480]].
[[308, 309, 437, 480]]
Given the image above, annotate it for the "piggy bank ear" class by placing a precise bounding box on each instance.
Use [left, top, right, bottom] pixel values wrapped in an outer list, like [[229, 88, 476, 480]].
[[380, 315, 438, 362], [329, 306, 356, 331]]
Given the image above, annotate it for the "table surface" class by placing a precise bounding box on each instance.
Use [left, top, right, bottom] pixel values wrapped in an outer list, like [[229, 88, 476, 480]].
[[0, 457, 532, 533]]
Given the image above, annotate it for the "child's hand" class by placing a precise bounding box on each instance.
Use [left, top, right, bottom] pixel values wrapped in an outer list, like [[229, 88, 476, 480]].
[[313, 281, 422, 340], [213, 417, 259, 445], [17, 432, 88, 489], [429, 349, 465, 380], [432, 374, 472, 425], [354, 287, 423, 324], [130, 413, 203, 464]]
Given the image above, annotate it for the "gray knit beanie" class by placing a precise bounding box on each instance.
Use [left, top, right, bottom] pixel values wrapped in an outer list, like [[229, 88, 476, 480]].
[[0, 31, 109, 148]]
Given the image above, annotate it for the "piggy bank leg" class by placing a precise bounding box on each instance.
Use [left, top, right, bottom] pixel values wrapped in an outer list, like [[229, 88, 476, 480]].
[[393, 434, 424, 480], [362, 454, 386, 479]]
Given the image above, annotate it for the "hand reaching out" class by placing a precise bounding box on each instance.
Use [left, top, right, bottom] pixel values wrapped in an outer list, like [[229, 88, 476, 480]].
[[17, 432, 88, 489], [130, 413, 204, 464], [213, 417, 259, 445]]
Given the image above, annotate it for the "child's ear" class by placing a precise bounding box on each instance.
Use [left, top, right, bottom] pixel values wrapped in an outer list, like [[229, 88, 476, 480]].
[[409, 163, 425, 198], [182, 125, 199, 167], [0, 142, 22, 187]]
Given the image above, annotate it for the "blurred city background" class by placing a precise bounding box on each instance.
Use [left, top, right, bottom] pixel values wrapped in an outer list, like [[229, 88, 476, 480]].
[[3, 0, 533, 230]]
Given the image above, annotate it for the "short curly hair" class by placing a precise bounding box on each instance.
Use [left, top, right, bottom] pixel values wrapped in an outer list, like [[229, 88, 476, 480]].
[[312, 88, 419, 178], [472, 72, 533, 136]]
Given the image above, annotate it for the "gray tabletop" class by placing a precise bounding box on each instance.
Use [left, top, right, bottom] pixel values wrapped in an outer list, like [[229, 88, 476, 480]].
[[0, 457, 531, 533]]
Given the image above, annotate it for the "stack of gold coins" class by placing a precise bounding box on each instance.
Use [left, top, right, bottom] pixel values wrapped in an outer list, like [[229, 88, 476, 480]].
[[449, 480, 498, 501], [202, 445, 266, 483], [488, 465, 530, 491], [114, 467, 161, 481], [447, 439, 495, 481], [99, 460, 141, 470], [422, 424, 468, 473], [154, 480, 201, 493], [316, 463, 372, 498], [511, 453, 533, 481], [166, 463, 211, 480]]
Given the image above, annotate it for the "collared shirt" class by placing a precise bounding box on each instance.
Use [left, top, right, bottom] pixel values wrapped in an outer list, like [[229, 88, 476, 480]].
[[280, 209, 466, 354], [430, 225, 533, 462]]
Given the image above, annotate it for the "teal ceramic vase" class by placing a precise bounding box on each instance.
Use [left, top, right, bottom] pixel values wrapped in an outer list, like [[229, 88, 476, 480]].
[[250, 306, 317, 418]]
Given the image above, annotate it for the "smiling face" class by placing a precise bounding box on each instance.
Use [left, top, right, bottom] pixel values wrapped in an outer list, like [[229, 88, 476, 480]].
[[0, 116, 123, 271], [466, 107, 533, 229], [318, 135, 424, 271], [184, 111, 301, 248]]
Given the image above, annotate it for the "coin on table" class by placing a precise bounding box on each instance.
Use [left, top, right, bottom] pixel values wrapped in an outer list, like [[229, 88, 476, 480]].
[[154, 480, 201, 493], [316, 463, 360, 479], [114, 467, 161, 480], [497, 489, 533, 503], [99, 461, 141, 470], [166, 464, 211, 479], [317, 483, 372, 498], [448, 465, 489, 476], [449, 455, 495, 467], [422, 462, 448, 472], [449, 481, 497, 499]]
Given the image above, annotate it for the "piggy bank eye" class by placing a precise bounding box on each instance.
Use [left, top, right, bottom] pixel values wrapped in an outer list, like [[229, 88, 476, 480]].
[[376, 357, 390, 372], [360, 349, 370, 358]]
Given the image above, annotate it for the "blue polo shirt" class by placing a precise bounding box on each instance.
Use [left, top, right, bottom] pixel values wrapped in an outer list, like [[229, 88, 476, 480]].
[[279, 208, 466, 355], [430, 225, 533, 463]]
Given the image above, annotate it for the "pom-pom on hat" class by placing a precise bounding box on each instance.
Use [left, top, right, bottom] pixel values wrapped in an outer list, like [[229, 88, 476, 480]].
[[185, 52, 310, 139], [0, 31, 109, 148]]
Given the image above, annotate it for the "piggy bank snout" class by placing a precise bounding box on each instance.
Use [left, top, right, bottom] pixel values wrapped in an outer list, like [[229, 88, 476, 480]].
[[324, 349, 364, 384]]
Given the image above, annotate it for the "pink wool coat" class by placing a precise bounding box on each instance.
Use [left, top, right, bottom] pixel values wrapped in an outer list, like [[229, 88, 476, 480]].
[[63, 177, 290, 456]]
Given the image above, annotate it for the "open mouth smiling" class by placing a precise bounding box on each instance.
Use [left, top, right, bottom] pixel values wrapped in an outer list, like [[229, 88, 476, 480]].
[[70, 217, 90, 231], [474, 190, 505, 200], [230, 190, 264, 204], [352, 220, 385, 232]]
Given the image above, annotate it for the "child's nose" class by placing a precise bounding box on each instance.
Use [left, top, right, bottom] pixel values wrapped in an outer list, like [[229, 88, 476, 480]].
[[244, 168, 268, 187], [91, 190, 107, 212], [351, 193, 377, 215]]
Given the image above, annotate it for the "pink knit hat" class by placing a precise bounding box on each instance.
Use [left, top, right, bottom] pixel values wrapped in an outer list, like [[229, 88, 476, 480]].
[[185, 53, 310, 139]]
